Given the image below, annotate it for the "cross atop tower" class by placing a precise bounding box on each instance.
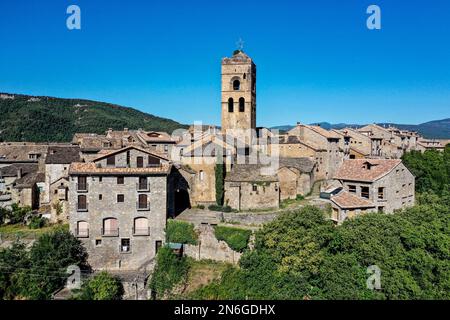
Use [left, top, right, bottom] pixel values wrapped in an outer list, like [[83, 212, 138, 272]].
[[236, 38, 245, 51]]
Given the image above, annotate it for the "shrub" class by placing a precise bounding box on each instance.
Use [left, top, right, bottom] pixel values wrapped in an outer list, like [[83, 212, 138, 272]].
[[28, 216, 47, 229], [166, 220, 198, 245], [148, 246, 189, 299], [73, 271, 123, 300], [214, 226, 252, 252]]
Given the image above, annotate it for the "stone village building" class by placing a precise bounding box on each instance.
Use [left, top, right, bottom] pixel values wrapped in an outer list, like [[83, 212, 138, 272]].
[[68, 146, 171, 270], [328, 159, 415, 223]]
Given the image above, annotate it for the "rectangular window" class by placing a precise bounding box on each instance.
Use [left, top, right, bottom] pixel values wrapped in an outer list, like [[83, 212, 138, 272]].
[[137, 156, 144, 168], [148, 155, 160, 167], [99, 194, 103, 200], [378, 187, 384, 199], [99, 176, 103, 182], [120, 239, 131, 253], [117, 194, 124, 203], [378, 206, 384, 213], [77, 176, 87, 191], [77, 195, 87, 211], [361, 186, 370, 199], [106, 155, 115, 166], [252, 185, 257, 192], [117, 176, 124, 184], [348, 185, 356, 193]]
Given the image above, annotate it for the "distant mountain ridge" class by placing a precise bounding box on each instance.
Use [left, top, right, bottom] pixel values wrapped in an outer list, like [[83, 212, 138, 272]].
[[0, 93, 187, 142], [271, 118, 450, 139]]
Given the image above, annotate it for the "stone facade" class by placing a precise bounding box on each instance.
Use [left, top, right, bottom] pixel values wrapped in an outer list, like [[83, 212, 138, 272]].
[[68, 146, 170, 271], [221, 50, 256, 141], [334, 159, 415, 214], [184, 224, 242, 264]]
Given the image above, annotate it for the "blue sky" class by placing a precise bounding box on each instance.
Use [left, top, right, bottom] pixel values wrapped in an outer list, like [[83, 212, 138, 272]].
[[0, 0, 449, 127]]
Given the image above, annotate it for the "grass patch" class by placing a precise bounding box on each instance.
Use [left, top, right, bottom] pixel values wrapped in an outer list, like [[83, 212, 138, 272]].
[[280, 194, 307, 209], [0, 223, 68, 239], [166, 220, 198, 245], [214, 226, 252, 252]]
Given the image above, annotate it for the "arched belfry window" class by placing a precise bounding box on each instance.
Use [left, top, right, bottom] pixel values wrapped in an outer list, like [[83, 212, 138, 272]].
[[228, 98, 234, 112], [233, 80, 240, 91], [239, 98, 245, 112]]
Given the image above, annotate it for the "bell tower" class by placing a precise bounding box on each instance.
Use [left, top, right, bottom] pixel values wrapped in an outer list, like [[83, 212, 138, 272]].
[[221, 50, 256, 137]]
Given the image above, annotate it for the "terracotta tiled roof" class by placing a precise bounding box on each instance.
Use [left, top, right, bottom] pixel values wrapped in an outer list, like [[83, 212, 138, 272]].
[[334, 159, 402, 182], [92, 146, 168, 162], [331, 191, 375, 209], [278, 136, 323, 151], [308, 125, 341, 139], [69, 162, 171, 175], [136, 131, 175, 143]]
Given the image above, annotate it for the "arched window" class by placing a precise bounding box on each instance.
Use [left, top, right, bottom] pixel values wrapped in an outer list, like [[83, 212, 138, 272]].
[[228, 98, 234, 112], [102, 218, 118, 236], [233, 80, 240, 90], [76, 221, 89, 238], [239, 98, 245, 112], [133, 217, 149, 236]]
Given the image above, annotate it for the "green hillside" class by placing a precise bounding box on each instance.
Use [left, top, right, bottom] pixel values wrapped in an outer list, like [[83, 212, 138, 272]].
[[0, 93, 187, 142]]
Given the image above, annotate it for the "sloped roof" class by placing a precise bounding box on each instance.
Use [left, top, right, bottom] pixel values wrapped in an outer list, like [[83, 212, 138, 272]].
[[15, 172, 45, 188], [308, 125, 341, 139], [92, 146, 168, 162], [0, 144, 48, 162], [277, 136, 323, 151], [331, 191, 375, 209], [45, 146, 81, 164], [0, 164, 38, 177], [334, 159, 402, 182], [279, 157, 315, 173], [225, 164, 278, 182], [69, 162, 171, 175]]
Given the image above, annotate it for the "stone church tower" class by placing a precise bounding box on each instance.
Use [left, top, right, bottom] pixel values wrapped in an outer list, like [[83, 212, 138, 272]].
[[221, 50, 256, 137]]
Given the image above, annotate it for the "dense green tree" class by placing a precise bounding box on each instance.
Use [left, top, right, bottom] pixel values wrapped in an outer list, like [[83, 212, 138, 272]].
[[13, 228, 88, 300], [189, 200, 450, 300], [215, 161, 225, 206], [0, 242, 30, 299], [73, 272, 123, 300], [149, 246, 189, 299]]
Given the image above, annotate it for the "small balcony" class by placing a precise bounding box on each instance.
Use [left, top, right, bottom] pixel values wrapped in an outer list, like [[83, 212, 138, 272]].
[[136, 201, 150, 211], [136, 182, 150, 192], [75, 228, 89, 238], [102, 228, 119, 237], [76, 183, 88, 193], [133, 227, 150, 236]]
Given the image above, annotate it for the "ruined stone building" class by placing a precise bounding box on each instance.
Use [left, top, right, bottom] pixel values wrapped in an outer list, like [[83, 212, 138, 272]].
[[68, 146, 171, 270]]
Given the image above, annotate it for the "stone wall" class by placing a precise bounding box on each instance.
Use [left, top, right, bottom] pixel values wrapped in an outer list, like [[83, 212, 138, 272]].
[[184, 224, 242, 264], [69, 173, 167, 270]]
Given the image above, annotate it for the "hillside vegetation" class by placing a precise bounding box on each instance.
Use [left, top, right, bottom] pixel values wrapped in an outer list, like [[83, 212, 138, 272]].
[[184, 148, 450, 300], [0, 93, 186, 142]]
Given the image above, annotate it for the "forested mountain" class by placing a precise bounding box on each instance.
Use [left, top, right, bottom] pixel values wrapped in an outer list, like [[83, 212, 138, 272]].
[[272, 119, 450, 139], [0, 93, 187, 142]]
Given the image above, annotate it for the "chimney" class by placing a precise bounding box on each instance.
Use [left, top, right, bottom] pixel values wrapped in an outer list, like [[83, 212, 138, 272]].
[[17, 168, 22, 179]]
